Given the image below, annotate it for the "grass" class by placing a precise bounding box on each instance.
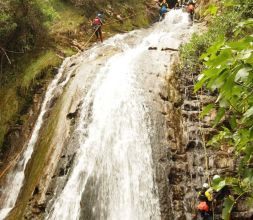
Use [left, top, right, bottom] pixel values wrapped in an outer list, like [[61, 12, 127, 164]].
[[21, 51, 60, 89], [49, 0, 85, 35]]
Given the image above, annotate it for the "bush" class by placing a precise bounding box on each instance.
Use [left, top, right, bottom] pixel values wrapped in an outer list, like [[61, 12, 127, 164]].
[[180, 8, 243, 74], [0, 2, 17, 45], [0, 0, 58, 52]]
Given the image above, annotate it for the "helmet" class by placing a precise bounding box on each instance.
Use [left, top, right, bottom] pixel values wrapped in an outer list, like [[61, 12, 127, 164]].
[[97, 13, 102, 18], [197, 201, 209, 212], [202, 183, 209, 189], [213, 175, 220, 180]]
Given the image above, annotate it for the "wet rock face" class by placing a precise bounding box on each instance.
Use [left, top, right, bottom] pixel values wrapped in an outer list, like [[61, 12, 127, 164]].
[[163, 66, 217, 219], [161, 63, 252, 219]]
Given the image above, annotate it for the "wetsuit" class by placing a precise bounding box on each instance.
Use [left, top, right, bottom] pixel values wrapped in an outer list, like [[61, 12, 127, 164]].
[[159, 2, 168, 19]]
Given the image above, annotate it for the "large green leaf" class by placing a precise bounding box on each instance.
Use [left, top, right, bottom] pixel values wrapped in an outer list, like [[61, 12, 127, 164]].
[[201, 37, 225, 59], [235, 67, 251, 82], [222, 196, 235, 220], [213, 180, 226, 192], [229, 115, 237, 130], [237, 49, 253, 60], [243, 168, 253, 183], [243, 106, 253, 118], [213, 107, 225, 126], [200, 104, 215, 118], [206, 49, 232, 68], [243, 144, 253, 163]]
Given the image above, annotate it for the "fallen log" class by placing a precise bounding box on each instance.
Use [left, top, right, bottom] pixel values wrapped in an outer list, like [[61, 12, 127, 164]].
[[161, 47, 179, 51]]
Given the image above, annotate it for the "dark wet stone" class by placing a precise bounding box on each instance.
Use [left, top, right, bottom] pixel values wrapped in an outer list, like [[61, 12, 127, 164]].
[[33, 186, 40, 196], [148, 47, 157, 50], [66, 111, 77, 119], [37, 203, 46, 212], [58, 168, 65, 177]]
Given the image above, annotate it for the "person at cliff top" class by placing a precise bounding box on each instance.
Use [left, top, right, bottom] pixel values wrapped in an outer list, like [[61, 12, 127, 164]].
[[91, 13, 103, 43], [186, 0, 196, 20], [158, 0, 169, 21]]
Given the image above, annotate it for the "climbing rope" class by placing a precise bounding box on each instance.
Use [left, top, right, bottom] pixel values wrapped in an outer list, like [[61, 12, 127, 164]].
[[189, 71, 210, 183], [82, 10, 147, 50], [82, 26, 101, 50], [190, 71, 215, 220], [0, 143, 27, 180]]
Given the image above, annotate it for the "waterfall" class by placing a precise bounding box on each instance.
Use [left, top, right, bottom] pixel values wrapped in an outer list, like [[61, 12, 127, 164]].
[[0, 9, 193, 220], [46, 10, 192, 220], [0, 58, 76, 220]]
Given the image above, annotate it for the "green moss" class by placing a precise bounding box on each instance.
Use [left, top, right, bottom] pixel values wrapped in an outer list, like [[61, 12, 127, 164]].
[[6, 96, 63, 220], [0, 87, 20, 148], [21, 51, 60, 90], [62, 47, 76, 57]]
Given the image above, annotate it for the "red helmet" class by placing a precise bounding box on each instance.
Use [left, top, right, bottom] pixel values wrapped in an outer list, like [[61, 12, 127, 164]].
[[197, 202, 209, 212]]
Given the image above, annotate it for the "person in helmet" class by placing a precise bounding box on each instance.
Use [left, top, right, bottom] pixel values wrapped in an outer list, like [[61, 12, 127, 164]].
[[198, 183, 209, 201], [91, 13, 103, 43], [197, 183, 213, 220]]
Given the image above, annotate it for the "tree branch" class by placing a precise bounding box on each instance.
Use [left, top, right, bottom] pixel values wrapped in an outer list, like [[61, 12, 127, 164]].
[[0, 47, 11, 64]]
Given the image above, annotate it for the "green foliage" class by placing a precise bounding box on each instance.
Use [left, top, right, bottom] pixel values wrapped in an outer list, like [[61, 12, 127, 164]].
[[180, 10, 242, 74], [191, 1, 253, 219], [204, 4, 218, 16], [222, 196, 235, 220], [180, 0, 253, 218], [0, 0, 58, 55], [0, 6, 17, 43], [200, 103, 214, 118], [180, 0, 253, 75], [37, 0, 59, 23]]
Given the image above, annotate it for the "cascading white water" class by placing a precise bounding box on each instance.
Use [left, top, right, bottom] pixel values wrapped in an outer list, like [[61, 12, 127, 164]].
[[45, 10, 192, 220], [0, 58, 76, 220]]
